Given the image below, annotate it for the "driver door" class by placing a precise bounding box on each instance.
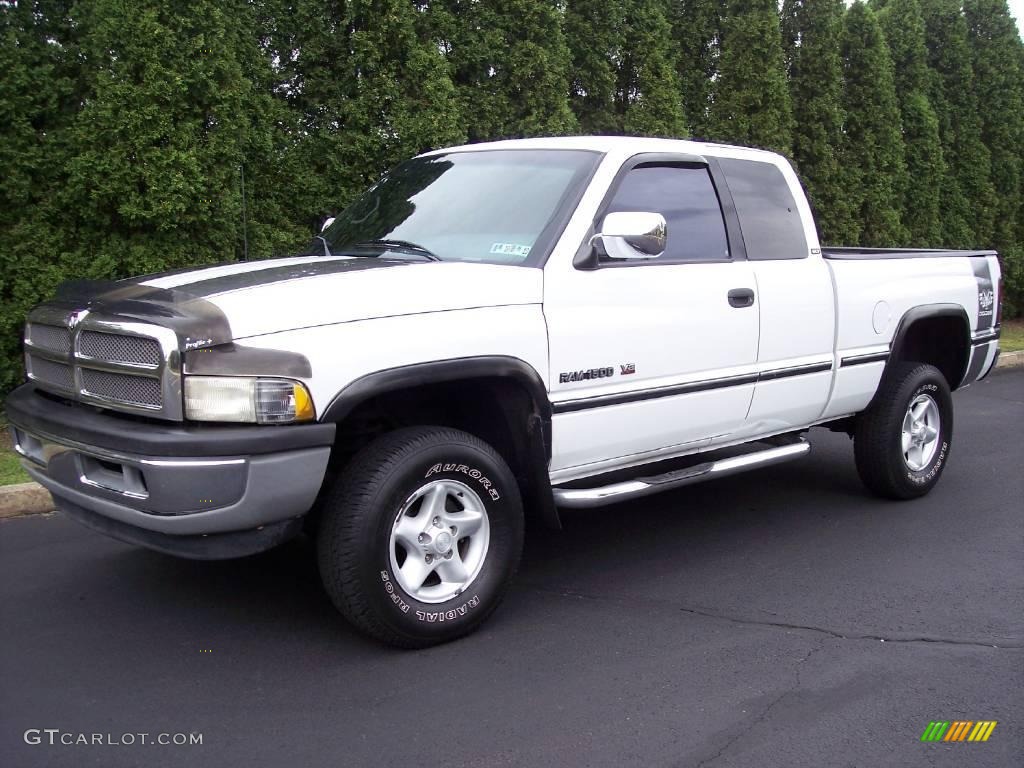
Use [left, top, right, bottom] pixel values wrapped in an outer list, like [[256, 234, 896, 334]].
[[543, 156, 760, 480]]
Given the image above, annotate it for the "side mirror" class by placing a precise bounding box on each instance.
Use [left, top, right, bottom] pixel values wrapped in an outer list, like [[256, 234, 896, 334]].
[[591, 211, 667, 259], [321, 217, 336, 232]]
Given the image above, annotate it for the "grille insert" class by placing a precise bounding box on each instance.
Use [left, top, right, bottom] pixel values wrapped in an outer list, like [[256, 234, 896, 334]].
[[79, 331, 161, 366], [81, 369, 162, 408], [28, 355, 75, 391], [28, 324, 72, 355]]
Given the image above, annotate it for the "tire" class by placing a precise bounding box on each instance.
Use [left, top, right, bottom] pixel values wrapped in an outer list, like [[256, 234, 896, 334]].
[[854, 362, 954, 500], [316, 426, 524, 648]]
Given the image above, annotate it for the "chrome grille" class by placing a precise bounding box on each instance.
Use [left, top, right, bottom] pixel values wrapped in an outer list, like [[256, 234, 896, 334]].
[[24, 308, 181, 420], [79, 330, 161, 366], [27, 355, 75, 392], [81, 368, 162, 407], [28, 324, 72, 355]]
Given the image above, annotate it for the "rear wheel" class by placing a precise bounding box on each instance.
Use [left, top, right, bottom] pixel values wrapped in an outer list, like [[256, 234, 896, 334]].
[[854, 362, 953, 499], [316, 426, 523, 648]]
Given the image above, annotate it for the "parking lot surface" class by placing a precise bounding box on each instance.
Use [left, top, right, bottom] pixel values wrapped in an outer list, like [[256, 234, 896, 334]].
[[1, 369, 1021, 767]]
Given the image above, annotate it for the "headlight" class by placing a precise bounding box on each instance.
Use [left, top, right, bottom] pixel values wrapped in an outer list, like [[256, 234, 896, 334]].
[[184, 376, 315, 424]]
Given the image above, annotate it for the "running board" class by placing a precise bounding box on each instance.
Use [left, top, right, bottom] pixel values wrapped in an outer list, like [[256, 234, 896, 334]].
[[551, 439, 810, 509]]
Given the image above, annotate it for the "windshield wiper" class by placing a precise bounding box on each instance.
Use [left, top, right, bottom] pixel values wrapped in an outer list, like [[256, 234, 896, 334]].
[[351, 239, 442, 261]]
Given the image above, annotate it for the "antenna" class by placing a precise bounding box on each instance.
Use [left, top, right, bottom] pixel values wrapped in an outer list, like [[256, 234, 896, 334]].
[[240, 164, 249, 261]]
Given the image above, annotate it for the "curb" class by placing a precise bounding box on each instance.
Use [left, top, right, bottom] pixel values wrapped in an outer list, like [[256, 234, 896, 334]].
[[0, 482, 53, 519], [995, 350, 1024, 369]]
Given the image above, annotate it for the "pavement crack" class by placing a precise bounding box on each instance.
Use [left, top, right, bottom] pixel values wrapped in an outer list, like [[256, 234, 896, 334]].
[[528, 586, 1022, 649], [674, 604, 1021, 649], [691, 638, 826, 768]]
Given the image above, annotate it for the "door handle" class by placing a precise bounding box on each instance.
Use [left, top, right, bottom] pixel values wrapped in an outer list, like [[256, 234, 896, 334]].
[[728, 288, 755, 308]]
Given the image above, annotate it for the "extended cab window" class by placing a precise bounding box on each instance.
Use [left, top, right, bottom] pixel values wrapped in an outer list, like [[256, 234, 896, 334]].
[[603, 164, 730, 263], [718, 158, 808, 260]]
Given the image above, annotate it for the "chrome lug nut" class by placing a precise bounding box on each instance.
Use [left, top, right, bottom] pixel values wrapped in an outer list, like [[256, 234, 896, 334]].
[[432, 516, 441, 527], [444, 550, 453, 559], [417, 533, 428, 544], [425, 554, 434, 564], [450, 525, 457, 534]]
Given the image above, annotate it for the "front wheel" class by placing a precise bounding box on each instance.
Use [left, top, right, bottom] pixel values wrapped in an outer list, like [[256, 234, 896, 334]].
[[854, 362, 954, 499], [316, 426, 523, 648]]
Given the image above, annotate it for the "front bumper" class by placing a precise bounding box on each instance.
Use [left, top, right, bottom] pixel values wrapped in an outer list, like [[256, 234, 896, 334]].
[[5, 384, 335, 559]]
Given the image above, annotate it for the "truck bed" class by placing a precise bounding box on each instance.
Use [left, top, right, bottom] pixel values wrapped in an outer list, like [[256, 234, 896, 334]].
[[822, 247, 997, 260]]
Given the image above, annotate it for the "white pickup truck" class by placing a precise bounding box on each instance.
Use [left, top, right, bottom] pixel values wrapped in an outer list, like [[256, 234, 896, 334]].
[[7, 137, 1003, 647]]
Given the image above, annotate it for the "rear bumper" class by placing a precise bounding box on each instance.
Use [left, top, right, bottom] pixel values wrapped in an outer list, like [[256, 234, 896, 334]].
[[5, 384, 335, 559]]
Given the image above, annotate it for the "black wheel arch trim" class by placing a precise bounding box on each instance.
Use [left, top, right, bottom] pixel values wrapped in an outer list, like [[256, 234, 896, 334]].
[[320, 356, 560, 529], [885, 303, 972, 390]]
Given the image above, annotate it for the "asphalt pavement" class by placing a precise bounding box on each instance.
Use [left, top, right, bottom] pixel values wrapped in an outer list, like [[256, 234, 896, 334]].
[[1, 369, 1021, 768]]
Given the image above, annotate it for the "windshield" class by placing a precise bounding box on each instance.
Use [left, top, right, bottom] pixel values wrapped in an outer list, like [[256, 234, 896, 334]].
[[317, 149, 600, 266]]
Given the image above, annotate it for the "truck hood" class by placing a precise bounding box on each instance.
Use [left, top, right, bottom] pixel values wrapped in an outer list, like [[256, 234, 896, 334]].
[[49, 256, 544, 346]]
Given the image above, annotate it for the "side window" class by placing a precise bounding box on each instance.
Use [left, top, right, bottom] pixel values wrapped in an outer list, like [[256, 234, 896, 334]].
[[603, 164, 730, 263], [718, 158, 808, 260]]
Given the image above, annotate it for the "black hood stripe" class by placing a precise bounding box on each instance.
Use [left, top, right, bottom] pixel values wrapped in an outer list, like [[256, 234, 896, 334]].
[[46, 256, 410, 350], [149, 256, 408, 299]]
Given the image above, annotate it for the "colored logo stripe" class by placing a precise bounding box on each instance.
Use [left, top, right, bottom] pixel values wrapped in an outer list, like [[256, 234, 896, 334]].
[[921, 721, 997, 742]]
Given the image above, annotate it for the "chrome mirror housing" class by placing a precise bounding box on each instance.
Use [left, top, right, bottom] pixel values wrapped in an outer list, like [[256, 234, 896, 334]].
[[591, 211, 667, 259]]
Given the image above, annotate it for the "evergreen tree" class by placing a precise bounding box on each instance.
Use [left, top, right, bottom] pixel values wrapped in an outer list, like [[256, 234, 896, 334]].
[[270, 0, 464, 225], [618, 0, 687, 136], [433, 0, 577, 142], [707, 0, 794, 154], [840, 1, 906, 245], [920, 0, 997, 247], [964, 0, 1024, 251], [670, 0, 721, 138], [566, 0, 625, 134], [781, 0, 850, 243], [878, 0, 945, 245], [0, 0, 79, 395], [58, 0, 292, 276]]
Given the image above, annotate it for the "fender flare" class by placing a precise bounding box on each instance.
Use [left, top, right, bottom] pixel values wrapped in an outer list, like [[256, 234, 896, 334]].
[[320, 355, 560, 529], [885, 303, 971, 388]]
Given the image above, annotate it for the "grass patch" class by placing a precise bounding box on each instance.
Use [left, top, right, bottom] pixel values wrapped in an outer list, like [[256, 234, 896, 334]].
[[1001, 319, 1024, 352], [0, 449, 29, 486], [0, 415, 30, 486]]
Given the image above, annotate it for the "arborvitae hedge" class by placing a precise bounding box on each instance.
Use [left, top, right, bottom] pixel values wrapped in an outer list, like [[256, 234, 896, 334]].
[[878, 0, 945, 246], [1, 0, 1023, 396], [783, 0, 851, 243], [840, 2, 907, 246]]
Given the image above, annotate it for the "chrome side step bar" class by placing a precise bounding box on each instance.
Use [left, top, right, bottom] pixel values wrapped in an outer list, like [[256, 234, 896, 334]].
[[551, 439, 810, 509]]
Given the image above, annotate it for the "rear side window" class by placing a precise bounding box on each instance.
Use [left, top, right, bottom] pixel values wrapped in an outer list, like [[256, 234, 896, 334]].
[[604, 165, 730, 263], [718, 158, 808, 260]]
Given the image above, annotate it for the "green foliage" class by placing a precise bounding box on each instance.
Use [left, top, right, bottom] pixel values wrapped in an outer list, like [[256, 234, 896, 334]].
[[782, 0, 851, 243], [1001, 246, 1024, 318], [878, 0, 945, 246], [617, 0, 687, 136], [670, 0, 721, 139], [920, 0, 998, 248], [840, 2, 907, 246], [964, 0, 1024, 252], [566, 0, 625, 134], [432, 0, 577, 142], [708, 0, 794, 155], [3, 0, 1024, 398], [265, 0, 465, 222]]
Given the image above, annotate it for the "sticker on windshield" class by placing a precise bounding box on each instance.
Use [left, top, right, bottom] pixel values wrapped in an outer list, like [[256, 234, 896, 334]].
[[489, 243, 532, 257]]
